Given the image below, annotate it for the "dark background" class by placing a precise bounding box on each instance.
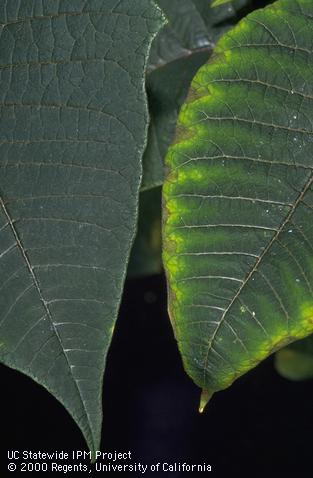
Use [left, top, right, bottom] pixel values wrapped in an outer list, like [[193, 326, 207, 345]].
[[2, 274, 313, 477]]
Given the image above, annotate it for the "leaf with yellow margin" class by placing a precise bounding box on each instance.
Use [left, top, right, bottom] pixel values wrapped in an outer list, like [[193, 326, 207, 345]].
[[163, 0, 313, 406]]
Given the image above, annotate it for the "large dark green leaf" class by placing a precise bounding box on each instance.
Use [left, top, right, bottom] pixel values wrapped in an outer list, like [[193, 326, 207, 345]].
[[0, 0, 164, 453], [142, 0, 250, 190], [163, 0, 313, 405]]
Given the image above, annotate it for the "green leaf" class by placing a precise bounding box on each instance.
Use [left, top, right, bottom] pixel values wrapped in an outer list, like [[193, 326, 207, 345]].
[[211, 0, 232, 6], [211, 0, 251, 9], [275, 335, 313, 381], [127, 187, 162, 278], [163, 0, 313, 403], [0, 0, 164, 454], [142, 0, 250, 191]]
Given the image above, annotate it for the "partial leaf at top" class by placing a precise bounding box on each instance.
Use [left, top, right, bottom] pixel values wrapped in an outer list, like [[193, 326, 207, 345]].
[[211, 0, 243, 7], [142, 0, 251, 190], [212, 0, 232, 6], [0, 0, 164, 454], [163, 0, 313, 403]]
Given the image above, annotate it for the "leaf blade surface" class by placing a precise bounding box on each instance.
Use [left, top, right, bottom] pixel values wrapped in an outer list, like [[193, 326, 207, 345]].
[[163, 0, 313, 397], [0, 0, 164, 452]]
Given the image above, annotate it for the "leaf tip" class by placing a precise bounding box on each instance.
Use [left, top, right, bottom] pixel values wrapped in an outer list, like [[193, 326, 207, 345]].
[[199, 389, 213, 413]]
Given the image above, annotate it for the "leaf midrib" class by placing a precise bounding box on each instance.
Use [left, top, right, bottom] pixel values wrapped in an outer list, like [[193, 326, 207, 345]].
[[202, 170, 313, 388], [0, 194, 95, 447]]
